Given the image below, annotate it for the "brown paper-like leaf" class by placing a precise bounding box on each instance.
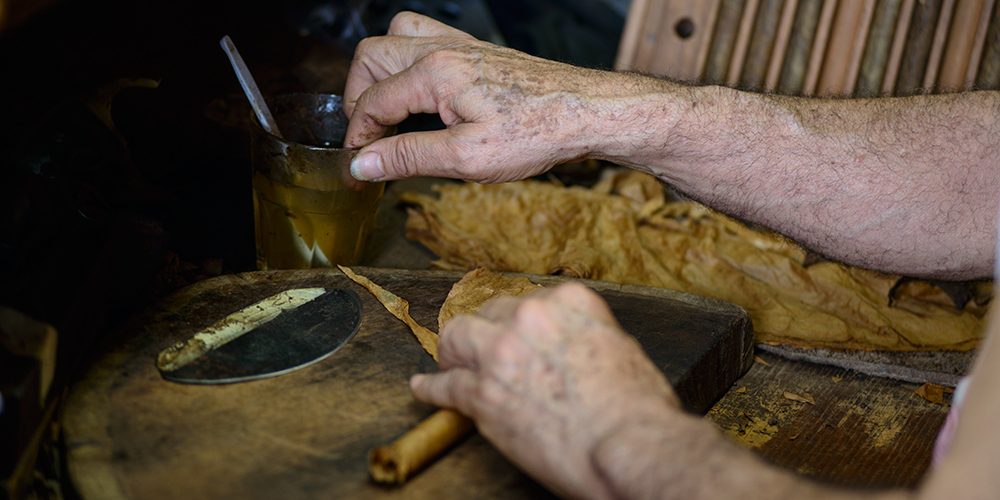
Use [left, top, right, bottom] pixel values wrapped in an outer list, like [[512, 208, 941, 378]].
[[783, 391, 815, 405], [398, 170, 987, 352], [915, 382, 946, 404], [438, 267, 542, 331], [338, 265, 439, 360]]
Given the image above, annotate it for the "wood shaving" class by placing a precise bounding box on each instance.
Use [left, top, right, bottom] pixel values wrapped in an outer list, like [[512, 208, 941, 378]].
[[783, 391, 815, 405]]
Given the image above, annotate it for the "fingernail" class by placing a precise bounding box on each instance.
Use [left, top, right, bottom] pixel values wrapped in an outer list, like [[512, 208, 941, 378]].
[[351, 151, 384, 181], [410, 374, 426, 390]]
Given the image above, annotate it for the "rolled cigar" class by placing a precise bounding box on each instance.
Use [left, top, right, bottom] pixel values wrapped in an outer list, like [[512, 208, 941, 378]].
[[369, 409, 476, 483]]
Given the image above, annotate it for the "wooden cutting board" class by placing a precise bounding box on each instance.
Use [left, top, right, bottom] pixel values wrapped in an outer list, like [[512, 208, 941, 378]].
[[62, 267, 752, 500]]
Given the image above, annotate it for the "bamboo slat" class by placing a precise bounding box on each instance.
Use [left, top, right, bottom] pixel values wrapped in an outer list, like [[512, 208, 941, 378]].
[[856, 0, 904, 96], [704, 0, 749, 83], [975, 0, 1000, 87], [777, 0, 826, 94], [804, 0, 841, 94], [896, 0, 944, 95]]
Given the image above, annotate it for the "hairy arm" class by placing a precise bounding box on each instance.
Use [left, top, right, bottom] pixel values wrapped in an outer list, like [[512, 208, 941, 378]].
[[597, 85, 1000, 280], [346, 13, 1000, 280]]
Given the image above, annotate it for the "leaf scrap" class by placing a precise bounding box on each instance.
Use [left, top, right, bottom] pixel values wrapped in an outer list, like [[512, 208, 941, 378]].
[[338, 265, 439, 360], [783, 391, 815, 405], [754, 355, 771, 367], [915, 382, 946, 404]]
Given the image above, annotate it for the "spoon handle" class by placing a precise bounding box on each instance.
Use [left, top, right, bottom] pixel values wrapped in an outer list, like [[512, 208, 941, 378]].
[[220, 35, 283, 138]]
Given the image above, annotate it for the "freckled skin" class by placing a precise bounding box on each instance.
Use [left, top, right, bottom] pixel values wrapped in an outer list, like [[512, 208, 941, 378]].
[[349, 12, 1000, 500], [345, 12, 1000, 280]]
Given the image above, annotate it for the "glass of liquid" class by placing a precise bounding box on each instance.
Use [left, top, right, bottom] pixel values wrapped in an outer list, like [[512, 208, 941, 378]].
[[250, 93, 386, 270]]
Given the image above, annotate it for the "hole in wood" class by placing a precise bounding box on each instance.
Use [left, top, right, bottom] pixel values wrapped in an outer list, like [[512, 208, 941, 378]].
[[675, 17, 695, 39]]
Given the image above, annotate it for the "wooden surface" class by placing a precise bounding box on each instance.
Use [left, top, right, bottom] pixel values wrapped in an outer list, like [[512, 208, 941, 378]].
[[708, 350, 952, 487], [615, 0, 721, 78], [62, 267, 752, 500], [617, 0, 1000, 94]]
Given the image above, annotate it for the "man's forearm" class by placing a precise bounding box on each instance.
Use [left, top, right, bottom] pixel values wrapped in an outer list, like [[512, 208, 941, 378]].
[[590, 80, 1000, 280], [591, 411, 910, 500]]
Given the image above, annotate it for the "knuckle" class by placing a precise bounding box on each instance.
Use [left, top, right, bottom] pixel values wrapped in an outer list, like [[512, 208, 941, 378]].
[[420, 49, 466, 71], [353, 37, 375, 60], [491, 332, 525, 366], [473, 379, 506, 409], [389, 11, 420, 33], [387, 135, 425, 178], [449, 145, 488, 180]]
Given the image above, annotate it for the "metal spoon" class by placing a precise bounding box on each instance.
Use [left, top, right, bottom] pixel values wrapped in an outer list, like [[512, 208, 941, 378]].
[[220, 35, 283, 138]]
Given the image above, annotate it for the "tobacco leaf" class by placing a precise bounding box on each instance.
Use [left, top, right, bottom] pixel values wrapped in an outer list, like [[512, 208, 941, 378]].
[[399, 169, 988, 352], [438, 268, 542, 331], [338, 265, 439, 360], [915, 382, 946, 404], [782, 391, 815, 405]]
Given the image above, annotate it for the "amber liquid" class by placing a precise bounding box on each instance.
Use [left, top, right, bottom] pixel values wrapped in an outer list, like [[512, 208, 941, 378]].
[[253, 172, 382, 270]]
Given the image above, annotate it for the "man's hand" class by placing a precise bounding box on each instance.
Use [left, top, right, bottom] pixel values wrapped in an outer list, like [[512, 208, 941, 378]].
[[343, 12, 667, 183], [409, 282, 679, 499]]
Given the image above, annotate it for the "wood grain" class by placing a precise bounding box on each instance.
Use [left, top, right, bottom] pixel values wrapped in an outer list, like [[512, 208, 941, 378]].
[[615, 0, 651, 69], [708, 350, 951, 487]]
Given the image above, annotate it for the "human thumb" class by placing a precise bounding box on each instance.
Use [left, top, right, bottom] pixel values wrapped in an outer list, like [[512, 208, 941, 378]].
[[350, 130, 458, 181]]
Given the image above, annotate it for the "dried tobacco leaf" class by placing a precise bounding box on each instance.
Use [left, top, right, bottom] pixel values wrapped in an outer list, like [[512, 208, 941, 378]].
[[915, 382, 946, 404], [783, 391, 815, 405], [338, 265, 439, 360], [438, 267, 542, 331], [399, 170, 987, 352]]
